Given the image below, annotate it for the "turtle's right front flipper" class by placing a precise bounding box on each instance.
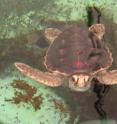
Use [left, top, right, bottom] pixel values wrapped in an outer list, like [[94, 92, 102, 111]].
[[14, 62, 63, 87], [96, 70, 117, 85]]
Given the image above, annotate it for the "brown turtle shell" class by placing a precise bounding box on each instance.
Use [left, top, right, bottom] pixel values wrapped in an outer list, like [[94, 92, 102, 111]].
[[44, 26, 113, 76]]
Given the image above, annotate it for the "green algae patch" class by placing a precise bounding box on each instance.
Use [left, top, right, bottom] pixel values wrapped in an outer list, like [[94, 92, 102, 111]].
[[0, 67, 70, 124]]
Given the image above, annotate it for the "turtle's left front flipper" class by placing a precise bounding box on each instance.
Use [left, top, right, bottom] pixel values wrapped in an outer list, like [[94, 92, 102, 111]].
[[96, 70, 117, 85], [14, 62, 64, 87]]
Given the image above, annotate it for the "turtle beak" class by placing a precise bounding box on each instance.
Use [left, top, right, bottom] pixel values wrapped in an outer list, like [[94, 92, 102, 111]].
[[69, 74, 92, 92]]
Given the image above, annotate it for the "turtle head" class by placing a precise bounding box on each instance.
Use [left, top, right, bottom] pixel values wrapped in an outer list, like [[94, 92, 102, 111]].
[[68, 74, 92, 92]]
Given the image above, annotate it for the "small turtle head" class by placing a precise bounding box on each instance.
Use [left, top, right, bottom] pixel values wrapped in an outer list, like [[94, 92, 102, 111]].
[[69, 74, 92, 92]]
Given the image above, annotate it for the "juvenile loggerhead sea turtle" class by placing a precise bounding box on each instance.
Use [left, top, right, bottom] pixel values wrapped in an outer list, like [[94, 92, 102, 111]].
[[15, 24, 117, 92]]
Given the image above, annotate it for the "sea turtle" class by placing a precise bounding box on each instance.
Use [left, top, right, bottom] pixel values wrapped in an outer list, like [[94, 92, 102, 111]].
[[15, 24, 117, 92]]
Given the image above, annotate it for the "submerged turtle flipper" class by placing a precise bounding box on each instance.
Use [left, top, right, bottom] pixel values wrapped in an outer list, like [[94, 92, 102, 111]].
[[14, 62, 63, 87], [96, 70, 117, 85]]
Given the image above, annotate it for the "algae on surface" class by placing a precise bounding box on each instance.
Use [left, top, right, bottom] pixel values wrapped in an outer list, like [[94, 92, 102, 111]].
[[0, 65, 71, 124], [0, 0, 117, 39], [0, 1, 117, 123], [0, 34, 71, 124]]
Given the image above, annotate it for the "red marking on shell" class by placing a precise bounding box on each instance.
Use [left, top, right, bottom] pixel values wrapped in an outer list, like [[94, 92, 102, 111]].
[[74, 60, 89, 69], [74, 60, 84, 67]]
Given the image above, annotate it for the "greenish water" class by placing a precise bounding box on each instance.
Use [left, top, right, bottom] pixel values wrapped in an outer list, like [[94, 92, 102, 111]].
[[0, 22, 117, 124], [0, 8, 117, 124]]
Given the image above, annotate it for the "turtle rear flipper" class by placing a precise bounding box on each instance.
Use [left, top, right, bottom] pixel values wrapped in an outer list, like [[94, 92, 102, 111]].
[[96, 70, 117, 85], [14, 62, 63, 87], [44, 28, 62, 44]]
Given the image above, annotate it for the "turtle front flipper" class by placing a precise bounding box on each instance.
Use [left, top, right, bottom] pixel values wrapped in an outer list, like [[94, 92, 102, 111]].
[[96, 70, 117, 85], [14, 62, 63, 87]]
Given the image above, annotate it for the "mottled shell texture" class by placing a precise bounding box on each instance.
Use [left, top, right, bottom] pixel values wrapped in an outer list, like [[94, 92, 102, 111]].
[[45, 26, 112, 76]]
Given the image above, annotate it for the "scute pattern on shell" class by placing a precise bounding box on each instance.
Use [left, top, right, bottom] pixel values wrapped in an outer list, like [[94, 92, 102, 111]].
[[44, 26, 112, 76]]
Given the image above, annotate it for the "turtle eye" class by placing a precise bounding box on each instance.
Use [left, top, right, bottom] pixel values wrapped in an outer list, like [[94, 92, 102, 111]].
[[71, 75, 79, 85], [84, 76, 90, 83], [71, 77, 75, 82]]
